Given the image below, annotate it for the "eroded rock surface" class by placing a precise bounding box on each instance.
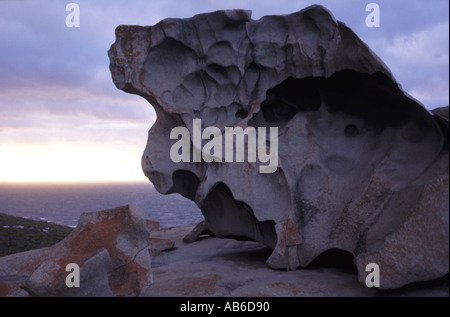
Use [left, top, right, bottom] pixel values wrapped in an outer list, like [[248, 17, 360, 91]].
[[109, 5, 449, 289]]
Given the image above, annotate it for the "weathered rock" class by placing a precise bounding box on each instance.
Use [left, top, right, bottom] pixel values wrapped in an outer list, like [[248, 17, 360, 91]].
[[0, 205, 152, 297], [0, 246, 54, 297], [146, 219, 175, 255], [109, 5, 449, 289], [146, 219, 161, 232], [145, 224, 449, 297], [22, 248, 113, 297], [148, 238, 175, 256], [183, 220, 214, 243]]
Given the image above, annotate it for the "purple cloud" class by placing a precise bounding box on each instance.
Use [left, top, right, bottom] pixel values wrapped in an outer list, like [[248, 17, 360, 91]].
[[0, 0, 447, 174]]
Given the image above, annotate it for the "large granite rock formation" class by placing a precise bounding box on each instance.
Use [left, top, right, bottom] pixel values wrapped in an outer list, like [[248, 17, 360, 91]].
[[108, 5, 449, 289]]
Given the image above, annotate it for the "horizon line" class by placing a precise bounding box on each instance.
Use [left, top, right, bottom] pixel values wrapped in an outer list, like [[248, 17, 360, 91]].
[[0, 179, 151, 185]]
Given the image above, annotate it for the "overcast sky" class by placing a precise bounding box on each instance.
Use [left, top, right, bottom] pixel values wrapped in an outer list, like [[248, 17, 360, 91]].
[[0, 0, 448, 182]]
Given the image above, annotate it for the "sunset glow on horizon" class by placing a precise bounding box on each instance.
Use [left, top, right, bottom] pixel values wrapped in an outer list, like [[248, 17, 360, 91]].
[[0, 142, 149, 183]]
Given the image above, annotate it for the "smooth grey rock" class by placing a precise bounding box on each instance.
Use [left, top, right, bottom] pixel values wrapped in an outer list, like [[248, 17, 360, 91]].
[[109, 5, 449, 289]]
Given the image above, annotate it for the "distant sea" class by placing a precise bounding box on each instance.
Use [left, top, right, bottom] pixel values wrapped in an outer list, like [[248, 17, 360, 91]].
[[0, 182, 204, 228]]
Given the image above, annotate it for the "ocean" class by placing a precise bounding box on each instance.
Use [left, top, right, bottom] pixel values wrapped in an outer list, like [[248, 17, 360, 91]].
[[0, 182, 204, 228]]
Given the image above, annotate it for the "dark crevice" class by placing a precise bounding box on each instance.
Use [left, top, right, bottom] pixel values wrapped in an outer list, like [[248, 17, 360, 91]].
[[257, 70, 433, 132], [200, 182, 277, 248], [171, 170, 200, 201], [235, 109, 249, 119], [307, 248, 357, 274], [260, 76, 321, 123], [321, 71, 429, 129]]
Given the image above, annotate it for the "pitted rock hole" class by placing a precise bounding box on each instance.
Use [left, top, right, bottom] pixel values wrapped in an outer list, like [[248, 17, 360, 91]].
[[308, 248, 357, 274], [260, 77, 321, 125], [171, 170, 200, 200]]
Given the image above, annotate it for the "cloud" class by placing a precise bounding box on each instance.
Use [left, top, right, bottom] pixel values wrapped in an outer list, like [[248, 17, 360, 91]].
[[0, 84, 154, 120], [2, 1, 447, 96], [369, 20, 449, 108], [0, 0, 448, 181], [0, 84, 155, 147], [384, 21, 449, 67]]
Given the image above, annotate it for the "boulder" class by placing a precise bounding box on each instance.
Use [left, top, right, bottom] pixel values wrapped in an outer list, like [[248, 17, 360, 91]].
[[148, 238, 175, 256], [183, 220, 214, 243], [146, 219, 161, 232], [145, 219, 175, 256], [22, 248, 113, 297], [0, 205, 152, 297], [108, 5, 449, 288]]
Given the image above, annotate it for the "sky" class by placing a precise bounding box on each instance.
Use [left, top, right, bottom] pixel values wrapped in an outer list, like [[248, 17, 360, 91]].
[[0, 0, 448, 182]]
